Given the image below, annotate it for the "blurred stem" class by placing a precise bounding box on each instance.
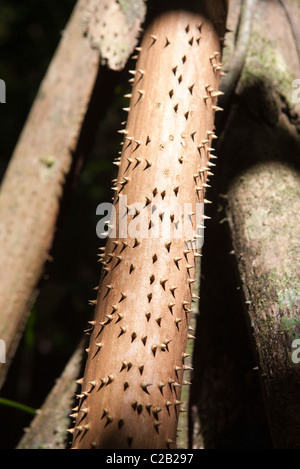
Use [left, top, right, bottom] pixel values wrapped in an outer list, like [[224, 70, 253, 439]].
[[0, 397, 36, 416]]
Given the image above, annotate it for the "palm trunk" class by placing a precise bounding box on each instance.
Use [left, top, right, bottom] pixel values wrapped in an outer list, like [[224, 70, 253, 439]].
[[71, 4, 227, 449]]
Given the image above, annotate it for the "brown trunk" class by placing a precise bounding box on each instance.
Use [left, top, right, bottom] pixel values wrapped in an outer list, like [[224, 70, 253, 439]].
[[71, 5, 227, 449], [0, 0, 100, 388], [211, 0, 300, 448]]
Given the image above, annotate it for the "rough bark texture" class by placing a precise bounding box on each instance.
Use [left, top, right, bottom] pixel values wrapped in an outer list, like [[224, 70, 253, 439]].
[[0, 0, 146, 390], [0, 0, 100, 388], [71, 5, 227, 449], [190, 0, 300, 449], [223, 0, 300, 449], [227, 163, 300, 449], [82, 0, 147, 70]]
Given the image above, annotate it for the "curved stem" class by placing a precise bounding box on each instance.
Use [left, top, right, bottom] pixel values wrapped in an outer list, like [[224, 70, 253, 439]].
[[0, 397, 36, 416]]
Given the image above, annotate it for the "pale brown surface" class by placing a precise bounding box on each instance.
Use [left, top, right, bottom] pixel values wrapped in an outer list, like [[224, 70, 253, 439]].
[[71, 8, 225, 449], [0, 0, 101, 388]]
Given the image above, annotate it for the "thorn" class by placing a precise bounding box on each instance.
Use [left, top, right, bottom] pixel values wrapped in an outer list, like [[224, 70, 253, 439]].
[[172, 382, 181, 390], [150, 34, 157, 46], [213, 105, 224, 112], [118, 326, 127, 337], [174, 257, 182, 269], [133, 238, 141, 248], [174, 400, 183, 406], [158, 382, 166, 394], [156, 316, 162, 327], [120, 291, 127, 302], [137, 403, 143, 414], [116, 312, 124, 323], [183, 365, 194, 371], [141, 382, 152, 394], [160, 278, 168, 290], [150, 274, 155, 284], [165, 401, 172, 412], [134, 157, 141, 168], [138, 364, 144, 375], [175, 317, 182, 329], [154, 421, 162, 433], [137, 89, 144, 100], [165, 241, 171, 252], [166, 439, 174, 448], [141, 335, 147, 345], [183, 380, 192, 386], [145, 311, 151, 321], [144, 159, 152, 170], [165, 37, 170, 47], [152, 407, 162, 420], [131, 332, 137, 342], [182, 353, 191, 361], [107, 375, 114, 384], [131, 401, 137, 411], [146, 404, 152, 414], [120, 361, 127, 372], [134, 139, 141, 151], [124, 380, 129, 391], [188, 333, 196, 340], [211, 90, 224, 98]]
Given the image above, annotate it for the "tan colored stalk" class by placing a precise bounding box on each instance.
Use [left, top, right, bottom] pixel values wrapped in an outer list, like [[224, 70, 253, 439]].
[[0, 0, 145, 388], [71, 6, 227, 449], [0, 0, 100, 387]]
